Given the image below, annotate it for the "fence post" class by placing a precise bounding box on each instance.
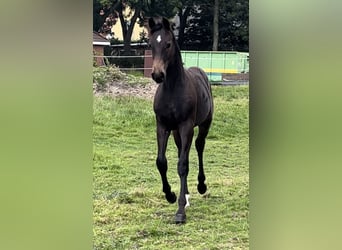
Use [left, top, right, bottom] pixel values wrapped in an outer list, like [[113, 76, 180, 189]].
[[144, 50, 152, 78]]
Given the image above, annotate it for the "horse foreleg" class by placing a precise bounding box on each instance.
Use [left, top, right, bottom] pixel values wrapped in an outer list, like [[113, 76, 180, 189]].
[[172, 130, 181, 158], [156, 125, 176, 204], [175, 123, 194, 224]]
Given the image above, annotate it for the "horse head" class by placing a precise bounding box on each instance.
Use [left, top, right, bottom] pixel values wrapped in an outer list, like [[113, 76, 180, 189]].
[[148, 17, 178, 83]]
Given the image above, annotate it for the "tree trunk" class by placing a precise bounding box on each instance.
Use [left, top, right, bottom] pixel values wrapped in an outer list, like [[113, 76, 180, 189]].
[[212, 0, 219, 51], [119, 10, 127, 50], [119, 6, 141, 55]]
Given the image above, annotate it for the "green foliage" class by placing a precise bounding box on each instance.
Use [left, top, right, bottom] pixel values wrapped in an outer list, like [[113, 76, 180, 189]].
[[140, 0, 179, 19], [93, 85, 249, 249], [94, 0, 178, 55], [93, 0, 249, 52], [93, 0, 104, 32], [93, 65, 126, 86], [219, 0, 249, 51], [183, 0, 249, 51]]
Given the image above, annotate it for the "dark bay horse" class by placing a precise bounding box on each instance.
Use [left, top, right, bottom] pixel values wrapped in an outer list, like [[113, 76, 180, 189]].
[[148, 17, 214, 224]]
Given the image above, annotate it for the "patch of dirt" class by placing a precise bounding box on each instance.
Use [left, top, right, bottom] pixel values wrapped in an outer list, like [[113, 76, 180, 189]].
[[93, 80, 158, 99]]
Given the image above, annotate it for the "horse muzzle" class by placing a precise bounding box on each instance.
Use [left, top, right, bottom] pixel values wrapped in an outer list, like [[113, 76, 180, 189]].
[[151, 71, 165, 84]]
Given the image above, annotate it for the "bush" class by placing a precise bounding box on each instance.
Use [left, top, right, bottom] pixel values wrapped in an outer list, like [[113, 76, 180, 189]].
[[93, 65, 150, 91], [93, 65, 126, 86]]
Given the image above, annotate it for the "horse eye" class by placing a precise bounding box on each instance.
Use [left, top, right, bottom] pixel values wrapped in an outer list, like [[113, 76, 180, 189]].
[[165, 42, 171, 49]]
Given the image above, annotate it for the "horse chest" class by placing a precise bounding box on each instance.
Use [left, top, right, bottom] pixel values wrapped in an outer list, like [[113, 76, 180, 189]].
[[154, 96, 194, 129]]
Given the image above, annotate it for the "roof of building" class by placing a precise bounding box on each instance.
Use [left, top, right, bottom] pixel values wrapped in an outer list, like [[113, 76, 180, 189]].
[[93, 31, 110, 46]]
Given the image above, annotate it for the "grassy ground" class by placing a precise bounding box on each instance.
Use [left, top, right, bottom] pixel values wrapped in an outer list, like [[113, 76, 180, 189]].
[[93, 85, 249, 249]]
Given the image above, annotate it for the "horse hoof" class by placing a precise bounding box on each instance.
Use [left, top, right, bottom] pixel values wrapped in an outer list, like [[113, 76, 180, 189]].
[[175, 213, 186, 224], [197, 183, 207, 194], [166, 192, 177, 203]]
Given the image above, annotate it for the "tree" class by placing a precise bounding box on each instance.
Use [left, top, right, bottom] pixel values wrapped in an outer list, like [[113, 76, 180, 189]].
[[117, 1, 142, 55], [219, 0, 248, 51], [93, 0, 249, 53], [183, 0, 249, 51], [212, 0, 219, 51], [93, 0, 120, 37], [93, 0, 105, 32], [95, 0, 177, 55], [174, 0, 198, 49], [182, 4, 213, 50]]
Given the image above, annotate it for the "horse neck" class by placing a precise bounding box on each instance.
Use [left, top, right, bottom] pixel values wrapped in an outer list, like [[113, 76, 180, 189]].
[[164, 46, 185, 88]]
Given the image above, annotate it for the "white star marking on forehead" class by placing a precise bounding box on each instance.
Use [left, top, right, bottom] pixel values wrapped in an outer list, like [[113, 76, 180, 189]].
[[156, 35, 162, 43]]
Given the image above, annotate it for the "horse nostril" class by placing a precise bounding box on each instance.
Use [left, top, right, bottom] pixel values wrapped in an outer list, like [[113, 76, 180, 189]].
[[152, 72, 165, 83]]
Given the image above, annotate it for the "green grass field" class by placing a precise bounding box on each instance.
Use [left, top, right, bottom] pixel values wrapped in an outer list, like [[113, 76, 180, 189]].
[[93, 85, 249, 249]]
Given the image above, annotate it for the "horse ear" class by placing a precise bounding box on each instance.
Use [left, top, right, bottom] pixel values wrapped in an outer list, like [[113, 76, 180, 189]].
[[162, 17, 171, 30], [148, 17, 156, 29]]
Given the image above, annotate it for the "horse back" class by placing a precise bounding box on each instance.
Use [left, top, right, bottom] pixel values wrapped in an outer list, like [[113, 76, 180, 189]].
[[186, 67, 213, 125]]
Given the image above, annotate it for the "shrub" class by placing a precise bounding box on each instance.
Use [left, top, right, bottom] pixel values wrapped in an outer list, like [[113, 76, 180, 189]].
[[93, 65, 150, 91]]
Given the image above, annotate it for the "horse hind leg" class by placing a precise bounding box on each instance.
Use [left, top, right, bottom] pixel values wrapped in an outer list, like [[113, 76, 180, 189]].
[[195, 120, 212, 194]]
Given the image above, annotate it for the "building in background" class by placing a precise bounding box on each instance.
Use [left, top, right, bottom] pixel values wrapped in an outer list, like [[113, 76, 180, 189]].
[[93, 31, 110, 66]]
